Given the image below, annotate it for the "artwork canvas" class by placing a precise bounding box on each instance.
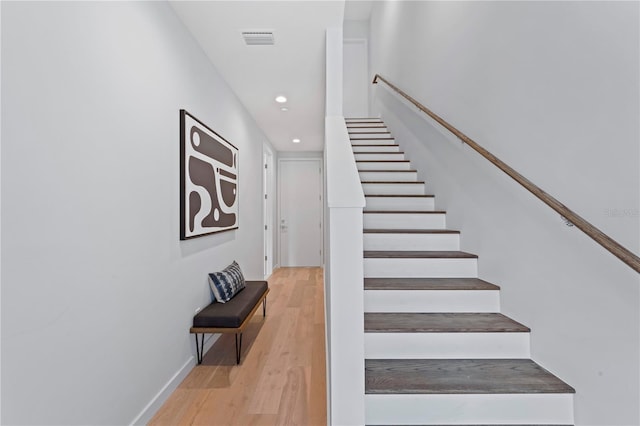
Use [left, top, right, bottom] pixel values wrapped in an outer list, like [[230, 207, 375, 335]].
[[180, 110, 239, 240]]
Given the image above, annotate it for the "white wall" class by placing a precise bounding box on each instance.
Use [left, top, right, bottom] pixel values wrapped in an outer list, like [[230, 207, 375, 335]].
[[343, 40, 369, 118], [343, 20, 370, 118], [343, 19, 369, 39], [370, 2, 639, 425], [1, 2, 274, 424]]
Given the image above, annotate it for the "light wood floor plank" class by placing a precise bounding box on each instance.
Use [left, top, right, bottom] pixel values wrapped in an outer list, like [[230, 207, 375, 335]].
[[149, 267, 326, 426]]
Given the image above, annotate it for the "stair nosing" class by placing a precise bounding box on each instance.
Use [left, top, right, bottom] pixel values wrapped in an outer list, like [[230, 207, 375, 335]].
[[351, 137, 395, 140], [359, 169, 418, 172], [363, 229, 459, 234], [352, 145, 399, 147], [361, 181, 425, 184], [364, 250, 478, 259], [364, 313, 531, 333], [365, 195, 433, 199], [354, 151, 405, 154], [364, 277, 501, 291], [356, 160, 409, 163], [364, 210, 445, 214]]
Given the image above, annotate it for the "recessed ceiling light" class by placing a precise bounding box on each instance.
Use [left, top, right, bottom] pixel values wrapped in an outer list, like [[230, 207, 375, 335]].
[[280, 107, 288, 111], [292, 138, 301, 143], [275, 95, 287, 103]]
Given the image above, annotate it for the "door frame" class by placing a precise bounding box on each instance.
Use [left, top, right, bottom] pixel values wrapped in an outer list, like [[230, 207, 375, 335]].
[[263, 144, 274, 278], [277, 157, 324, 267]]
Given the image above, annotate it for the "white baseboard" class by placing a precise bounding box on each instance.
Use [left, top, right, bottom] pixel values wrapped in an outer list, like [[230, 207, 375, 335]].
[[130, 334, 220, 425]]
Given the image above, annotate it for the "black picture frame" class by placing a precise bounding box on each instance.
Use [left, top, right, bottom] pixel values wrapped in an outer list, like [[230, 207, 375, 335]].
[[180, 109, 239, 240]]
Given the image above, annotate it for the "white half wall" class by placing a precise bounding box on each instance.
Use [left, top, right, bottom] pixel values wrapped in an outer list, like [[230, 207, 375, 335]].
[[370, 2, 639, 425], [1, 2, 274, 424], [0, 1, 3, 421]]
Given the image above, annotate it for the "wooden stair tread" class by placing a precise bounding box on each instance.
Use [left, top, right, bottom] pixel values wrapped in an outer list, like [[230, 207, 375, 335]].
[[355, 151, 405, 154], [364, 278, 500, 290], [351, 137, 396, 140], [349, 131, 391, 134], [365, 359, 575, 394], [364, 229, 459, 234], [356, 158, 409, 161], [364, 251, 478, 259], [352, 144, 398, 146], [365, 194, 433, 198], [361, 181, 424, 184], [365, 313, 530, 333], [359, 169, 418, 172], [364, 210, 445, 214]]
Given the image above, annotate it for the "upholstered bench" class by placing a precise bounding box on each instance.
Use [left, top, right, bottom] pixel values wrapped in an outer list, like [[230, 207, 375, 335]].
[[190, 280, 269, 364]]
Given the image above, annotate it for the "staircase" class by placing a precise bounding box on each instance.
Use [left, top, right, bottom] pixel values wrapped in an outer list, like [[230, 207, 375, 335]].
[[346, 117, 575, 425]]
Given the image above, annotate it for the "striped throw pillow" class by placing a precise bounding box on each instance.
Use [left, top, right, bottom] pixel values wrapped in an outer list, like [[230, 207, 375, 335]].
[[208, 261, 246, 303]]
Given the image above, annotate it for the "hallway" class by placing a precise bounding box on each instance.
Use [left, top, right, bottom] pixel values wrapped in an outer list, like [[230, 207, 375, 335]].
[[150, 268, 326, 425]]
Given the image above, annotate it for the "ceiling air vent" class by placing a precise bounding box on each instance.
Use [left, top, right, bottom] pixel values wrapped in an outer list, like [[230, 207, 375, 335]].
[[242, 31, 275, 46]]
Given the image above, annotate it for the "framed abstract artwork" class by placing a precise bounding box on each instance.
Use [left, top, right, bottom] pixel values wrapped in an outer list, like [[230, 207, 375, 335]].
[[180, 110, 239, 240]]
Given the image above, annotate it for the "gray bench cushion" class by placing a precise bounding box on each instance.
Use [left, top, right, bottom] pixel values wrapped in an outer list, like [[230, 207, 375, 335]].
[[193, 281, 268, 328]]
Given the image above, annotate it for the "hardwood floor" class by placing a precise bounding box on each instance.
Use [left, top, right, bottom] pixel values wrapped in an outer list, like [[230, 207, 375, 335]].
[[149, 267, 327, 426]]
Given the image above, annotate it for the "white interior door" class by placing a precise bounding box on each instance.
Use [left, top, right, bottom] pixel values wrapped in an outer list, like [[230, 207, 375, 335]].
[[279, 159, 323, 267], [343, 39, 369, 117]]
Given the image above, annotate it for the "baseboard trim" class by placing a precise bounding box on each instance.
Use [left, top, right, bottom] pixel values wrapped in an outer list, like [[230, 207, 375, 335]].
[[129, 334, 220, 425]]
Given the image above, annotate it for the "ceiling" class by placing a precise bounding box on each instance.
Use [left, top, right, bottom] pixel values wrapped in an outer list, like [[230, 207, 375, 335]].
[[170, 1, 345, 152]]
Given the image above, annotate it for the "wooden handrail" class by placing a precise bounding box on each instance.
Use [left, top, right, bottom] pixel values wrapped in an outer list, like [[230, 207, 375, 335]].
[[373, 73, 640, 273]]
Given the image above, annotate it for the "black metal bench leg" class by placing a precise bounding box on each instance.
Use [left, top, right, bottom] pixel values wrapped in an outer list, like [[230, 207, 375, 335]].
[[195, 333, 204, 365], [263, 297, 267, 317], [235, 333, 243, 364]]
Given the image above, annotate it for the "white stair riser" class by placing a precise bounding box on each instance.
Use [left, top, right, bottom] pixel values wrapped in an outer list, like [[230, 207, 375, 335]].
[[365, 333, 530, 359], [364, 258, 478, 278], [355, 153, 406, 161], [364, 290, 500, 312], [350, 133, 393, 139], [365, 394, 574, 425], [352, 138, 396, 146], [365, 196, 434, 211], [364, 233, 460, 251], [346, 118, 381, 123], [362, 183, 425, 196], [357, 162, 410, 171], [364, 213, 445, 229], [349, 128, 390, 134], [352, 145, 400, 153], [359, 171, 417, 182], [347, 124, 388, 129]]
